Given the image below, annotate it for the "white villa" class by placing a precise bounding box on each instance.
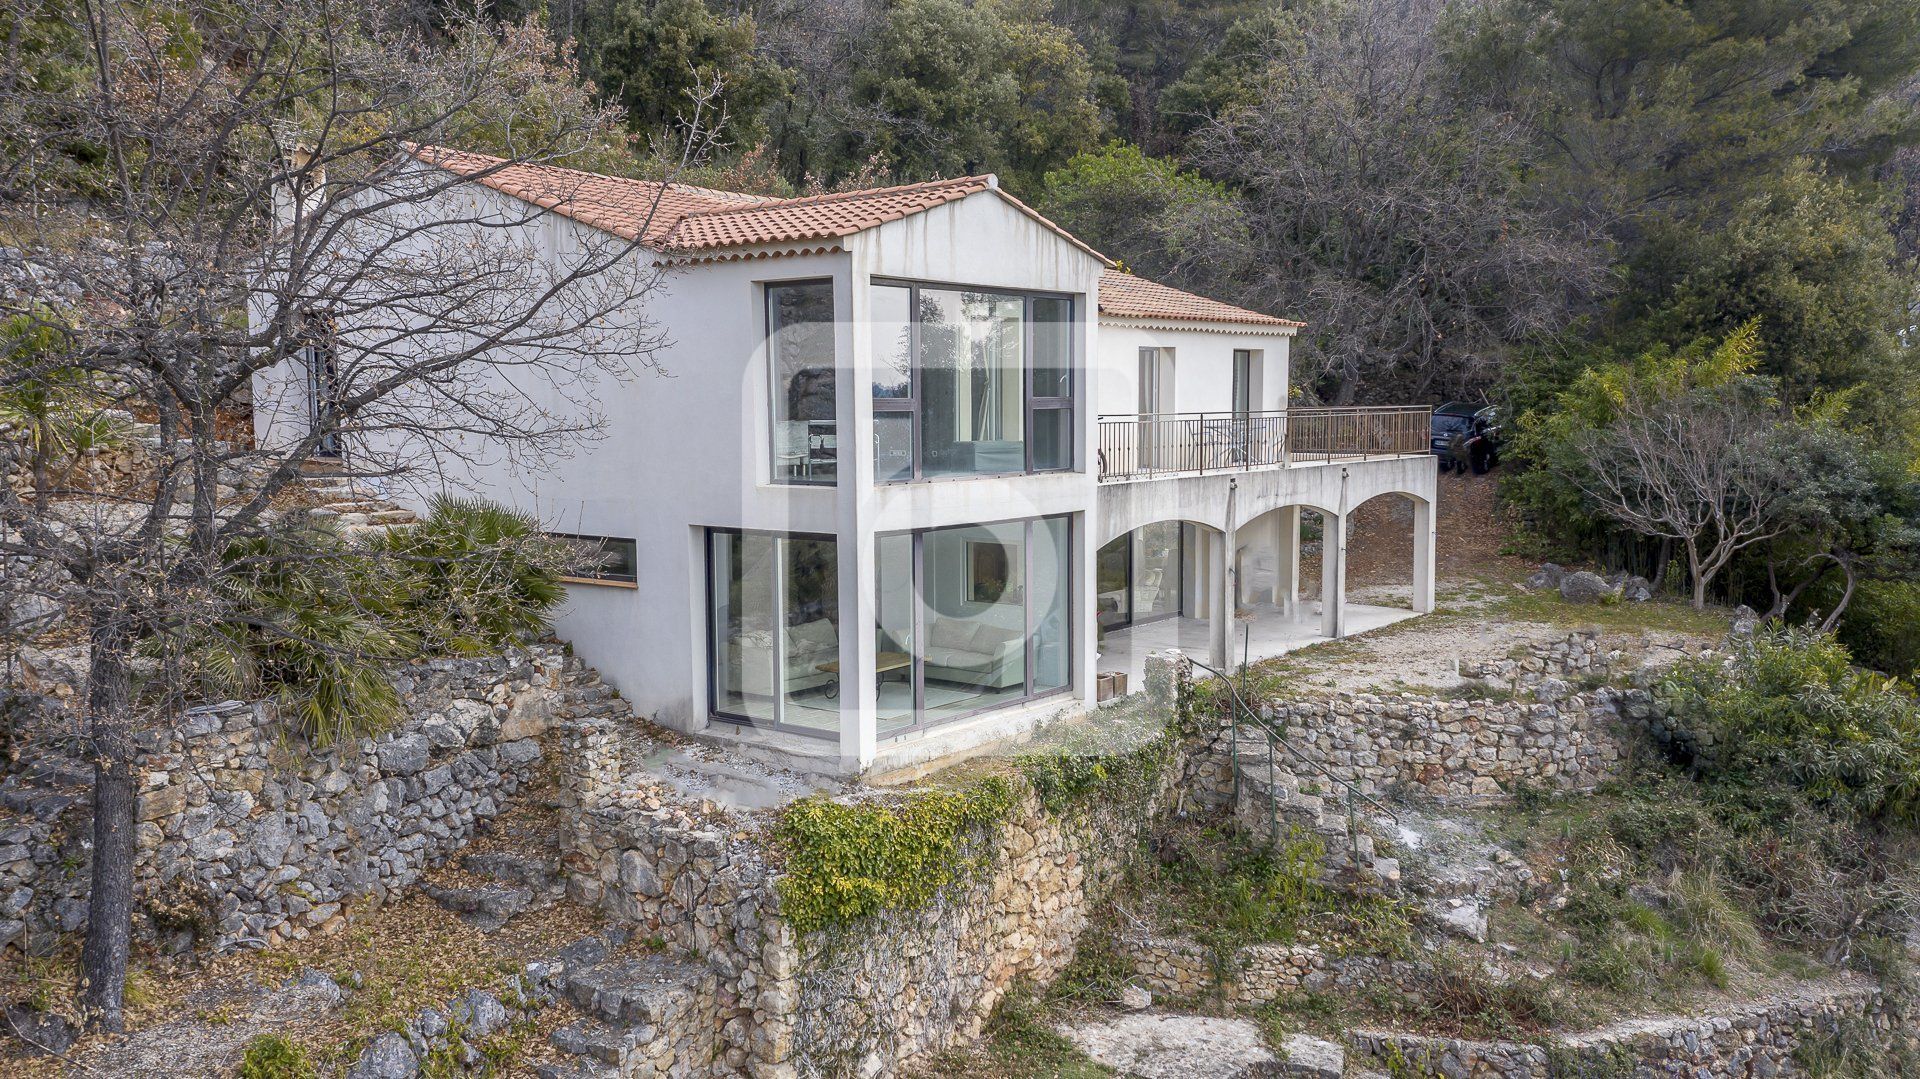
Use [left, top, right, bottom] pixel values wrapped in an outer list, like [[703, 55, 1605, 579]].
[[254, 149, 1436, 775]]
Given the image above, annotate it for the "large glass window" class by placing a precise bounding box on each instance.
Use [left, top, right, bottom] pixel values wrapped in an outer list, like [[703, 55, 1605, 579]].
[[875, 515, 1073, 737], [871, 282, 1075, 481], [708, 530, 840, 736], [769, 281, 837, 485], [1095, 523, 1186, 632]]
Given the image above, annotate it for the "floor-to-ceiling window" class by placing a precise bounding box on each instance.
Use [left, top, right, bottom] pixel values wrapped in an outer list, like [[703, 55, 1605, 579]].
[[875, 515, 1074, 737], [1096, 523, 1187, 633], [870, 282, 1075, 481], [708, 530, 840, 737]]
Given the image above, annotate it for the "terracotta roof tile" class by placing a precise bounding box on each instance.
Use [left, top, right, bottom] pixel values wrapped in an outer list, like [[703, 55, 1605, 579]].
[[1098, 270, 1303, 328], [406, 146, 1107, 262], [408, 146, 772, 244], [663, 176, 991, 251]]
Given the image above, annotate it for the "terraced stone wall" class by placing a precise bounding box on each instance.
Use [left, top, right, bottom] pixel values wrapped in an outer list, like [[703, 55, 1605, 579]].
[[0, 643, 613, 956], [1350, 977, 1901, 1078]]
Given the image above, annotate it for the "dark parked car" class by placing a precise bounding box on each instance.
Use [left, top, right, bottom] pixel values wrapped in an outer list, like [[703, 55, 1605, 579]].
[[1431, 402, 1501, 474]]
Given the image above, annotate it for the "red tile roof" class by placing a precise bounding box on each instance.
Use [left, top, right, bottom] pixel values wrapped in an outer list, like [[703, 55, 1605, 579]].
[[406, 146, 1106, 261], [409, 146, 771, 245], [667, 176, 989, 251], [1097, 271, 1303, 329]]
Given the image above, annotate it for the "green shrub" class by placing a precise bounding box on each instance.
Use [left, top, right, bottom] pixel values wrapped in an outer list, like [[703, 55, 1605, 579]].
[[1838, 580, 1920, 681], [239, 1034, 317, 1079], [164, 498, 567, 746], [773, 778, 1018, 935], [1659, 627, 1920, 825], [362, 496, 569, 654], [1016, 726, 1173, 815], [172, 521, 413, 746]]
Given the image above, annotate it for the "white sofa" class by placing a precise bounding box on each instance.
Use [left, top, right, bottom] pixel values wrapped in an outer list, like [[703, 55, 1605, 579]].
[[921, 619, 1025, 690]]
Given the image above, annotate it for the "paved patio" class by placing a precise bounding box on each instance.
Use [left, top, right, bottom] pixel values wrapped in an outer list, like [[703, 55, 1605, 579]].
[[1096, 603, 1418, 691]]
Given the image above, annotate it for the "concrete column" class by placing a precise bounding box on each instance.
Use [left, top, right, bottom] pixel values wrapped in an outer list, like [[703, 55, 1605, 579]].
[[1321, 511, 1347, 639], [838, 260, 877, 772], [1412, 496, 1436, 614], [1207, 527, 1230, 668], [1275, 505, 1301, 616]]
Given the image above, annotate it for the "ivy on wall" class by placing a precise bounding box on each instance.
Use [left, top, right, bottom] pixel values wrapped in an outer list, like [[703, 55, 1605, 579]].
[[772, 778, 1019, 936]]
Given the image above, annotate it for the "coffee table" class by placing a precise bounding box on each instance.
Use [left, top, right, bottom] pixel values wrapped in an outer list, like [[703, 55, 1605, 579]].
[[816, 651, 911, 700]]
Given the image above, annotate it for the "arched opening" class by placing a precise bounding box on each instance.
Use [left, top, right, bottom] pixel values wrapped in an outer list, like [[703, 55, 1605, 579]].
[[1344, 492, 1420, 611]]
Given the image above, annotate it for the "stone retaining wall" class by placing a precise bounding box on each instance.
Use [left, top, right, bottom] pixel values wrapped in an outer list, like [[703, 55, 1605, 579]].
[[1349, 977, 1895, 1078], [1121, 934, 1430, 1007], [1179, 633, 1629, 809], [567, 776, 1170, 1078], [0, 643, 605, 955]]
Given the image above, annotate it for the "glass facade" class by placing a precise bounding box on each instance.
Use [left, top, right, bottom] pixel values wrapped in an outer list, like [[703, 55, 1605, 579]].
[[708, 530, 840, 736], [871, 282, 1075, 481], [769, 282, 837, 485], [873, 515, 1073, 736]]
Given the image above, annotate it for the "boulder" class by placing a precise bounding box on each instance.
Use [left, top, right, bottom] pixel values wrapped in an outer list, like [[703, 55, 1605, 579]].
[[347, 1031, 419, 1079], [3, 1004, 77, 1056], [1559, 571, 1619, 604], [1523, 563, 1564, 591], [1278, 1034, 1345, 1079], [1621, 575, 1654, 603]]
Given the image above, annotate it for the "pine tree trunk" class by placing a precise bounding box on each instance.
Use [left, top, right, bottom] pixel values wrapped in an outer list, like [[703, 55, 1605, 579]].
[[78, 616, 137, 1032]]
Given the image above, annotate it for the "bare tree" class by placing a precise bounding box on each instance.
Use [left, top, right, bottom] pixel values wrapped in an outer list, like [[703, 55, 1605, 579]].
[[1191, 0, 1609, 404], [1566, 385, 1797, 610], [0, 0, 701, 1029]]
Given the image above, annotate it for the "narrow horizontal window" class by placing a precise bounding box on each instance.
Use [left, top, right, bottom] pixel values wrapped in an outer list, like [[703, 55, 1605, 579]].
[[550, 533, 638, 586]]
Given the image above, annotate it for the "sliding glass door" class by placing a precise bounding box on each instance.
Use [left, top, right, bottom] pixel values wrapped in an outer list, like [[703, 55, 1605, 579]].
[[708, 530, 840, 737], [875, 515, 1074, 738], [1095, 523, 1186, 632]]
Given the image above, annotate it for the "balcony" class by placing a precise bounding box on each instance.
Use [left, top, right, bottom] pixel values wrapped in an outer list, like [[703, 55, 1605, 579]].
[[1094, 406, 1432, 483]]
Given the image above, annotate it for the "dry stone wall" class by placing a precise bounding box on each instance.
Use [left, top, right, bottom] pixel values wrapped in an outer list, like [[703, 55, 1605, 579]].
[[1179, 632, 1629, 812], [1350, 976, 1896, 1079], [566, 773, 1172, 1079], [1121, 933, 1432, 1007], [0, 642, 611, 956]]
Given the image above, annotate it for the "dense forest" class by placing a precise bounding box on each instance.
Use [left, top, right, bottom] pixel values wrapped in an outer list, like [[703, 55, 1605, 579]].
[[529, 0, 1920, 675], [7, 0, 1920, 662]]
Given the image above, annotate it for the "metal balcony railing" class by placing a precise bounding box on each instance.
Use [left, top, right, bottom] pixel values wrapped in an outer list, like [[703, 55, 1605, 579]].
[[1094, 405, 1432, 482]]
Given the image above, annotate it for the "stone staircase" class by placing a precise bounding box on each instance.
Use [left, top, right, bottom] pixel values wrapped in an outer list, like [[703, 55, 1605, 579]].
[[532, 935, 718, 1079], [1230, 733, 1401, 895], [421, 847, 568, 933], [298, 479, 419, 539]]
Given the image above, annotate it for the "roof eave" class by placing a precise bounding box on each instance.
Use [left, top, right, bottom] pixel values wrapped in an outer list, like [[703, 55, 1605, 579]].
[[1098, 313, 1302, 336]]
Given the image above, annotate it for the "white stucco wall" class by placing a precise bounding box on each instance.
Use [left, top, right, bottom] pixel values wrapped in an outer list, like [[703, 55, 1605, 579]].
[[1093, 319, 1294, 418]]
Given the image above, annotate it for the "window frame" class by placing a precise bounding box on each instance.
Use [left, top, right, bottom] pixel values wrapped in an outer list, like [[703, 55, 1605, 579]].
[[548, 532, 640, 588], [1232, 349, 1255, 418], [704, 526, 842, 740], [875, 513, 1074, 740], [870, 278, 1077, 483], [765, 278, 839, 488]]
